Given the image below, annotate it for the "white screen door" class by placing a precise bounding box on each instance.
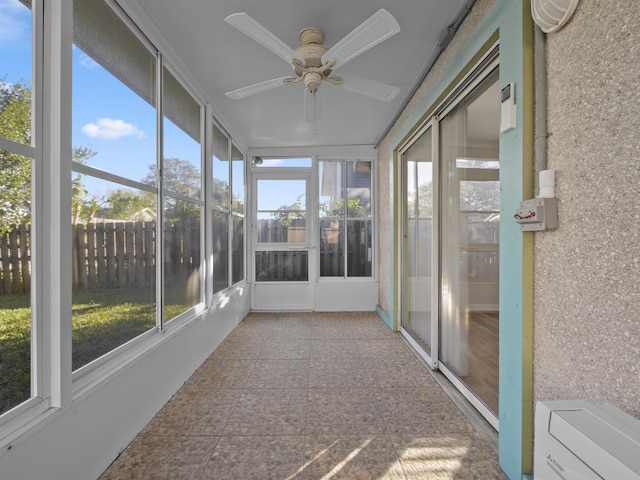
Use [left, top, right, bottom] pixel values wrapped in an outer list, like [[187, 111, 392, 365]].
[[252, 174, 314, 309]]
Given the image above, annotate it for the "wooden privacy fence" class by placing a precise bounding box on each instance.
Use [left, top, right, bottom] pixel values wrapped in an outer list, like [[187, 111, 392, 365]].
[[1, 218, 373, 294], [0, 224, 31, 295], [0, 221, 201, 295]]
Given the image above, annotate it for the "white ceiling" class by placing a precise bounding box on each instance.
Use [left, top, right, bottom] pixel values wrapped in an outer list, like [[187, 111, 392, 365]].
[[132, 0, 475, 149]]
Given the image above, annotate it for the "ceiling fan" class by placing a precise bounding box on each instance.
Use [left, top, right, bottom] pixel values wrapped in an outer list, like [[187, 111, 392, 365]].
[[224, 9, 401, 122]]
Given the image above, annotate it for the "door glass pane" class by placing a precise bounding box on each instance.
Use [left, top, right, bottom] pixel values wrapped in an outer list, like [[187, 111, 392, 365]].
[[255, 251, 308, 282], [347, 220, 372, 277], [72, 0, 157, 371], [0, 1, 34, 420], [231, 144, 244, 214], [232, 214, 244, 284], [440, 70, 500, 414], [162, 67, 201, 200], [71, 180, 157, 370], [256, 179, 306, 244], [346, 161, 372, 217], [163, 197, 201, 321], [212, 123, 229, 210], [162, 67, 202, 321], [319, 218, 344, 277], [319, 160, 373, 278], [212, 210, 228, 294], [0, 152, 32, 415], [402, 128, 433, 353], [0, 0, 32, 148]]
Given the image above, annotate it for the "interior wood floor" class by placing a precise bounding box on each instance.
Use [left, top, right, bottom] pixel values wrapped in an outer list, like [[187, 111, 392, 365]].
[[463, 311, 499, 414], [403, 311, 499, 415]]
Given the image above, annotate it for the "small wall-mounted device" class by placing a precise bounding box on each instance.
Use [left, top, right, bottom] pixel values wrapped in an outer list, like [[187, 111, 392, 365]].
[[500, 82, 517, 133], [514, 197, 558, 231]]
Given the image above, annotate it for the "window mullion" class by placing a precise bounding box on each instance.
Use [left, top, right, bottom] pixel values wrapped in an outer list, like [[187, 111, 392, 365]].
[[342, 160, 348, 279], [156, 52, 164, 331], [42, 0, 73, 408]]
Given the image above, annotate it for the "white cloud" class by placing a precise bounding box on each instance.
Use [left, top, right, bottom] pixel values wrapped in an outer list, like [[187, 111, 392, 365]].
[[81, 118, 146, 140]]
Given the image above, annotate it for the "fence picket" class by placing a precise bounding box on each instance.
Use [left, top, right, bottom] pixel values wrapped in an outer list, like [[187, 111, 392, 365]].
[[19, 224, 30, 293], [1, 232, 11, 295], [87, 223, 96, 288]]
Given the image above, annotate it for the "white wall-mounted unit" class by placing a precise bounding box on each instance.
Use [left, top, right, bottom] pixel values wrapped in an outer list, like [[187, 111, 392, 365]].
[[534, 400, 640, 479]]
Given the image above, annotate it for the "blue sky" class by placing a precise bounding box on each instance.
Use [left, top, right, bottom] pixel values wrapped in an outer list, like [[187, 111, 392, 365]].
[[1, 0, 200, 198], [0, 0, 306, 211]]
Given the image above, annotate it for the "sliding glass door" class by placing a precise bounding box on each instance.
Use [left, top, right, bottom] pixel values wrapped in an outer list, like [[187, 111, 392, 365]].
[[440, 68, 500, 421], [401, 123, 437, 360], [400, 59, 500, 428]]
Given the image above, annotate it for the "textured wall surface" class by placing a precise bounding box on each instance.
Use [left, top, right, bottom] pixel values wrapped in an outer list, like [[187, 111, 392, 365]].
[[534, 0, 640, 417], [376, 0, 495, 316]]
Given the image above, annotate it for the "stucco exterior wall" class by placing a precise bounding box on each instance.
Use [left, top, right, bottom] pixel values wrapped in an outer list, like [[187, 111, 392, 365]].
[[534, 0, 640, 417], [377, 0, 495, 317]]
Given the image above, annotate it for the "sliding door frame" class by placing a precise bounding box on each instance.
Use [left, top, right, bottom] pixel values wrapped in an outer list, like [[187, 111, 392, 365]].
[[396, 45, 500, 430]]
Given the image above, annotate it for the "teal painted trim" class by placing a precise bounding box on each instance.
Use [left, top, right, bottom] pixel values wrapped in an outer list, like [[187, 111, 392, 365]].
[[522, 475, 533, 480], [376, 305, 393, 330], [498, 2, 532, 480], [382, 1, 530, 479], [386, 0, 509, 151]]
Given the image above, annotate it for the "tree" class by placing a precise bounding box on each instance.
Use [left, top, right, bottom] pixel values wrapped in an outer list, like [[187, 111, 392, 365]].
[[102, 188, 155, 221], [71, 146, 98, 224], [1, 78, 99, 229], [271, 194, 305, 227], [320, 197, 365, 218], [142, 157, 201, 221], [0, 80, 31, 235]]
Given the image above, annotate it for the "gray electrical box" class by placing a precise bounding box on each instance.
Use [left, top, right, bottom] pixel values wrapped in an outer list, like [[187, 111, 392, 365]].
[[514, 197, 558, 231]]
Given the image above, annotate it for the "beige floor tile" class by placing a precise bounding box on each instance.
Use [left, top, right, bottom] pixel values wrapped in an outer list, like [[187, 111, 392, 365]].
[[259, 339, 311, 360], [309, 362, 374, 389], [201, 435, 305, 480], [391, 434, 508, 480], [98, 312, 506, 480], [224, 388, 308, 435], [245, 359, 310, 388], [303, 435, 406, 480], [99, 436, 217, 480], [310, 339, 363, 359], [141, 396, 235, 437], [306, 388, 387, 435], [377, 388, 475, 436]]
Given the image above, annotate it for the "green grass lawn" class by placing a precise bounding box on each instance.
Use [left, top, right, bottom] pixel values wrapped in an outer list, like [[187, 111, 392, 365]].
[[0, 288, 189, 415]]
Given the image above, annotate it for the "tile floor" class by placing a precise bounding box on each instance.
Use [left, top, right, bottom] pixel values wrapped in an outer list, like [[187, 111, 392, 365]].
[[99, 312, 508, 479]]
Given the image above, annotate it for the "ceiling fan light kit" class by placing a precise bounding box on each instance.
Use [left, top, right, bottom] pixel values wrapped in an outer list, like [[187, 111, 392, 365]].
[[224, 9, 401, 122]]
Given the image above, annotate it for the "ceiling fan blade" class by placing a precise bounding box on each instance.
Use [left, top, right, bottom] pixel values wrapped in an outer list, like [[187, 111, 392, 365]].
[[321, 9, 400, 70], [338, 75, 400, 102], [225, 13, 303, 65], [225, 76, 290, 99]]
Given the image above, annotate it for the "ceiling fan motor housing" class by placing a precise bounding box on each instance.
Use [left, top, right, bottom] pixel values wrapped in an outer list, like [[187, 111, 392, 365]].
[[295, 27, 331, 93], [296, 27, 329, 67]]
